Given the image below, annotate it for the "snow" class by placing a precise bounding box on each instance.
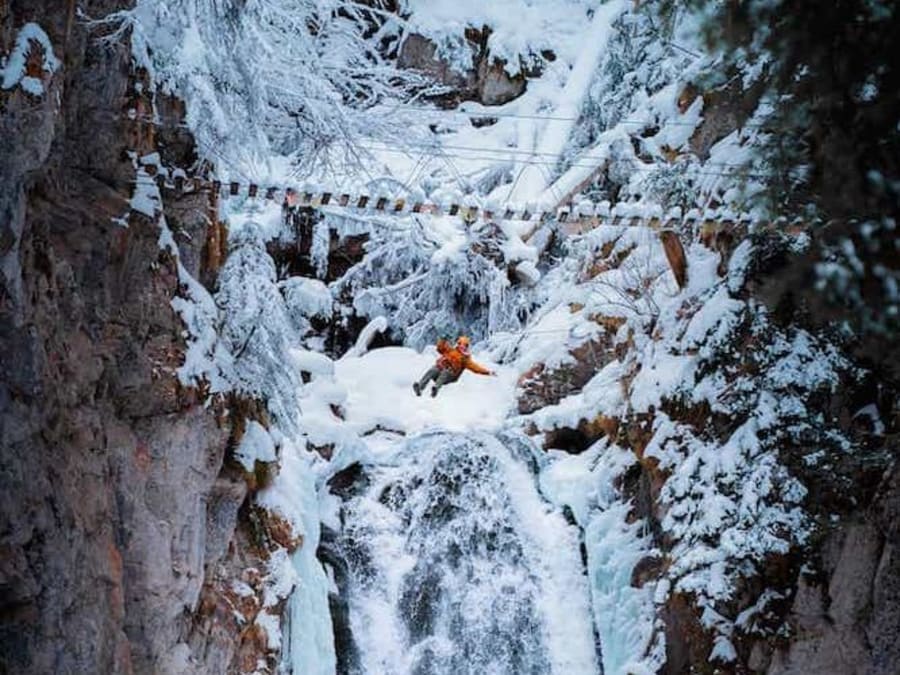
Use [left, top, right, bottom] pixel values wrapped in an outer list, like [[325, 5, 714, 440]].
[[630, 351, 697, 412], [210, 206, 850, 675], [333, 432, 600, 674], [255, 610, 282, 651], [1, 23, 59, 96], [260, 441, 336, 675], [403, 0, 597, 71], [507, 0, 628, 202], [427, 216, 468, 265], [171, 258, 232, 394], [541, 443, 665, 675], [130, 165, 161, 218], [710, 636, 737, 663], [680, 286, 745, 352], [333, 346, 515, 437], [289, 349, 334, 378], [529, 360, 627, 434], [131, 0, 429, 182], [514, 259, 542, 285], [234, 421, 277, 472], [854, 403, 885, 435]]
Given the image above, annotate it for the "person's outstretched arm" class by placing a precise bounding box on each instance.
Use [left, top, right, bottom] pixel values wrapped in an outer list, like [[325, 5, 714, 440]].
[[465, 358, 495, 376]]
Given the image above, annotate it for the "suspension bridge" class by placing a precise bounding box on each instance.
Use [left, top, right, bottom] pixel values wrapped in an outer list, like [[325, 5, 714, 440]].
[[145, 166, 780, 238]]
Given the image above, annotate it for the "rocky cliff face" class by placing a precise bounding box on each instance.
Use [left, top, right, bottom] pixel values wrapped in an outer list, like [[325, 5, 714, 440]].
[[767, 468, 900, 675], [0, 3, 295, 673]]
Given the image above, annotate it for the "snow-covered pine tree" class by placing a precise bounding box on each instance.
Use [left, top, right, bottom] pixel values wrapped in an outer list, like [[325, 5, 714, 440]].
[[216, 223, 301, 431]]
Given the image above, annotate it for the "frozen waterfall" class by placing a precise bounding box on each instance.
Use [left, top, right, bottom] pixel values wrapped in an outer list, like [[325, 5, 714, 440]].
[[320, 431, 601, 675]]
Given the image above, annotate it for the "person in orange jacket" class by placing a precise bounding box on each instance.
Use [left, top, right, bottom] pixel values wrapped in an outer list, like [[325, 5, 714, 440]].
[[413, 335, 496, 397]]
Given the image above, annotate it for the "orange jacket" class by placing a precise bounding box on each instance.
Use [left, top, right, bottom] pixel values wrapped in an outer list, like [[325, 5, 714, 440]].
[[435, 340, 491, 377]]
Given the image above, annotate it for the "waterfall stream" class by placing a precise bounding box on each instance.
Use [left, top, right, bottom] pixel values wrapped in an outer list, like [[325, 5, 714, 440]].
[[320, 431, 601, 675]]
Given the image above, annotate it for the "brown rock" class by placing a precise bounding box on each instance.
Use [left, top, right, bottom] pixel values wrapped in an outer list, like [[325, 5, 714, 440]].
[[264, 511, 304, 554], [688, 74, 767, 160], [398, 29, 528, 106], [631, 555, 666, 588], [659, 229, 688, 289], [662, 592, 714, 674], [579, 414, 619, 441], [517, 326, 623, 416]]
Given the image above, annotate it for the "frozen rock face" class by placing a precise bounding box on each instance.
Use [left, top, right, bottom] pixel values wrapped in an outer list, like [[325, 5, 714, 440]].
[[0, 3, 289, 673]]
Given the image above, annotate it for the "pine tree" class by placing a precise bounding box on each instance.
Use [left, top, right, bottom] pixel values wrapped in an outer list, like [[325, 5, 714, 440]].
[[216, 223, 302, 431]]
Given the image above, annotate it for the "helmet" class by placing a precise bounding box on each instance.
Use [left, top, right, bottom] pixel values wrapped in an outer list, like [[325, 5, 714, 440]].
[[456, 335, 471, 354]]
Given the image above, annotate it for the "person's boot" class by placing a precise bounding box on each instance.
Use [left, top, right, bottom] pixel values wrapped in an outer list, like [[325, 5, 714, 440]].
[[431, 385, 439, 397], [413, 382, 422, 396]]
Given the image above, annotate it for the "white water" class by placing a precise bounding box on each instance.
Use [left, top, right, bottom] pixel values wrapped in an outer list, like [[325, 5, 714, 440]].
[[326, 431, 600, 675]]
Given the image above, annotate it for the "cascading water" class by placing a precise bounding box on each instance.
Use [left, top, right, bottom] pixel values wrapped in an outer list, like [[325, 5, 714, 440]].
[[322, 431, 601, 675]]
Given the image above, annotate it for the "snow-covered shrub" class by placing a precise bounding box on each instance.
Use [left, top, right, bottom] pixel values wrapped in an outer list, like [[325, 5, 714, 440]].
[[639, 157, 704, 210], [216, 223, 301, 431], [565, 6, 693, 159], [634, 304, 856, 661], [513, 229, 863, 660], [235, 420, 278, 473], [815, 217, 900, 339]]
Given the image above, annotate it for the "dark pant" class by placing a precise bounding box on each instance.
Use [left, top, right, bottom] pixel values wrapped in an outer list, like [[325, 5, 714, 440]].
[[417, 366, 459, 393]]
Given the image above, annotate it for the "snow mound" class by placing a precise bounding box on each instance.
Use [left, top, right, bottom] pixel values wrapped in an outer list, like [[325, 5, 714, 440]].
[[334, 346, 516, 437]]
